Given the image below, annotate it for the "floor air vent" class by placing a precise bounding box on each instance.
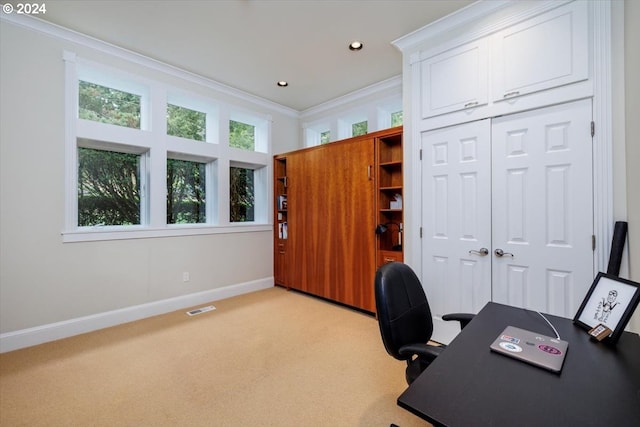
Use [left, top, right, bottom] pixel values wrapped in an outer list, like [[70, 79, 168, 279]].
[[186, 305, 216, 316]]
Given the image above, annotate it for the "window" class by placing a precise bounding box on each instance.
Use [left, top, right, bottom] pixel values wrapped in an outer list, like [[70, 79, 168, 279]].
[[301, 90, 401, 145], [229, 120, 255, 151], [65, 54, 271, 241], [320, 130, 331, 144], [352, 120, 368, 136], [230, 167, 254, 222], [167, 159, 206, 224], [303, 126, 331, 147], [79, 81, 141, 129], [391, 111, 403, 127], [78, 147, 143, 226], [167, 104, 206, 141]]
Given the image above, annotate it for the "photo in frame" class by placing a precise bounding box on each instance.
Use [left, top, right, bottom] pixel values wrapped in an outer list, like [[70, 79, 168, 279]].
[[573, 272, 640, 344]]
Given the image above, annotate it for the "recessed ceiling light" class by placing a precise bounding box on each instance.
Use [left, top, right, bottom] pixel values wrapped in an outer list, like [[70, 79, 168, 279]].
[[349, 41, 364, 51], [277, 81, 288, 87]]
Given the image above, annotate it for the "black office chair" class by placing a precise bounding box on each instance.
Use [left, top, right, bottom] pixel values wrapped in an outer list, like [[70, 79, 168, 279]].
[[374, 262, 474, 384]]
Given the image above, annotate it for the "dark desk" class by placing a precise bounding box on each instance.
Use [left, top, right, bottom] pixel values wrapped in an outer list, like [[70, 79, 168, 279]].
[[398, 302, 640, 427]]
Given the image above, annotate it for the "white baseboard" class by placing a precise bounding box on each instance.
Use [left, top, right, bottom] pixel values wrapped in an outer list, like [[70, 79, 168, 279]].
[[0, 278, 273, 353]]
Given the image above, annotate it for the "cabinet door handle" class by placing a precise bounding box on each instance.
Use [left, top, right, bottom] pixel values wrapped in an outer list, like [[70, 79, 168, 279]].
[[503, 91, 520, 98], [464, 101, 479, 108], [368, 165, 372, 180]]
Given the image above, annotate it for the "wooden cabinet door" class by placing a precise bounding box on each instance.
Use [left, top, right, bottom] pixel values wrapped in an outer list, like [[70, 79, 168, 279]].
[[287, 138, 376, 312], [491, 1, 588, 102], [329, 138, 375, 311], [420, 38, 489, 119]]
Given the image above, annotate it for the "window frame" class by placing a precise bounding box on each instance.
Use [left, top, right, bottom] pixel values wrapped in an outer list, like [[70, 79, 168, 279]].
[[228, 161, 268, 224], [301, 92, 402, 147], [165, 156, 209, 225], [63, 52, 271, 243], [76, 143, 149, 227], [228, 110, 269, 153]]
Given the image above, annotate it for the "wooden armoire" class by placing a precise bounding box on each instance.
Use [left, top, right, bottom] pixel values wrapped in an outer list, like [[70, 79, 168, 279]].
[[273, 126, 403, 313]]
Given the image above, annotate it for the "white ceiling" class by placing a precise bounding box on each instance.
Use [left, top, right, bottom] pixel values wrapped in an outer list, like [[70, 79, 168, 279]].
[[17, 0, 474, 111]]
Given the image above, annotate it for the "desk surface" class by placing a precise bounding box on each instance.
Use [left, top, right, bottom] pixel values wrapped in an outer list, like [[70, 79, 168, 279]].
[[397, 302, 640, 427]]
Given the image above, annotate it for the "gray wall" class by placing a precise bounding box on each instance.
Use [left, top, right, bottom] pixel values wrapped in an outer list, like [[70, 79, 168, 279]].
[[0, 20, 298, 334]]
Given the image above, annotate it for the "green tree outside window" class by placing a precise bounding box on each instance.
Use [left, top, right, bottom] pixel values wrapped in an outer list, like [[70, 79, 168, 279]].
[[229, 120, 255, 150], [352, 120, 368, 136], [167, 104, 206, 141], [320, 130, 331, 144], [391, 111, 403, 127], [167, 159, 206, 224], [78, 148, 141, 226], [230, 167, 254, 222], [79, 81, 141, 129]]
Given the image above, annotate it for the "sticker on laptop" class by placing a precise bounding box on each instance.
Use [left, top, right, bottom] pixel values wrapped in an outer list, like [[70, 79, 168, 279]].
[[499, 342, 523, 352], [538, 344, 563, 356], [500, 334, 520, 344]]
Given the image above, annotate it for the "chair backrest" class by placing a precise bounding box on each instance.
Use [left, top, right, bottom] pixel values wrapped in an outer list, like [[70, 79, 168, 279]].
[[374, 262, 434, 361]]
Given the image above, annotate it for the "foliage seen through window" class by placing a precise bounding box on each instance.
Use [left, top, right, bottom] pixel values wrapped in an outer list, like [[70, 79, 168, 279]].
[[78, 147, 141, 226], [78, 81, 141, 129], [391, 111, 403, 127], [320, 131, 331, 144], [230, 167, 254, 222], [167, 159, 206, 224], [229, 120, 255, 150], [167, 104, 206, 141], [352, 120, 368, 137]]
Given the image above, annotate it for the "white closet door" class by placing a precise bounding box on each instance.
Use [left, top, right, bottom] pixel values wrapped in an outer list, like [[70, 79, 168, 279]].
[[420, 100, 594, 344], [491, 99, 593, 317], [421, 119, 492, 344]]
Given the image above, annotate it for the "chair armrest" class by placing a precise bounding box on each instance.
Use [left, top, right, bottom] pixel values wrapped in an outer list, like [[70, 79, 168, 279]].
[[398, 343, 443, 362], [442, 313, 475, 329]]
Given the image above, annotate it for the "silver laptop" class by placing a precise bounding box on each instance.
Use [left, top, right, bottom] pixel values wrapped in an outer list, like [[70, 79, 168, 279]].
[[490, 326, 569, 373]]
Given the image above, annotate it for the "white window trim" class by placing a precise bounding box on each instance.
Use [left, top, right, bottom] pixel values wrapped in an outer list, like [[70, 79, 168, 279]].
[[228, 110, 270, 154], [63, 51, 271, 243], [229, 160, 269, 224], [167, 90, 219, 144]]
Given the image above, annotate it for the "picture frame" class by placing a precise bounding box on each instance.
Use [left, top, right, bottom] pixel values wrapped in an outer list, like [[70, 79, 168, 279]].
[[573, 272, 640, 344]]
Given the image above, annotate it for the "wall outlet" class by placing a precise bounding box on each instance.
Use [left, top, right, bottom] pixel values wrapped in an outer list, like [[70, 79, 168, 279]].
[[182, 272, 190, 282]]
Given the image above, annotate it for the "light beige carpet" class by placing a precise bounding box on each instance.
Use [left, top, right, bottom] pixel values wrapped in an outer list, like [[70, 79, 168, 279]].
[[0, 287, 430, 426]]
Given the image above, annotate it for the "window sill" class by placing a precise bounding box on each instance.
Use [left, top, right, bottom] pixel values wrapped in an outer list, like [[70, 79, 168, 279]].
[[62, 223, 272, 243]]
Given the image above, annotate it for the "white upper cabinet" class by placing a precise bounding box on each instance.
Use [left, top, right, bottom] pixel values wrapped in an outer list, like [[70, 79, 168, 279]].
[[491, 1, 588, 102], [420, 39, 488, 119]]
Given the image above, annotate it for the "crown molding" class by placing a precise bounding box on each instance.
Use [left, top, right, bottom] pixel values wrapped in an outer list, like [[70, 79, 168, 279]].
[[393, 0, 573, 60], [392, 0, 510, 52], [300, 75, 402, 119]]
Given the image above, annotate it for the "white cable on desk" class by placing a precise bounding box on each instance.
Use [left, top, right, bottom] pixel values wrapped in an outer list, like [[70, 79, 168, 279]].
[[536, 311, 561, 339]]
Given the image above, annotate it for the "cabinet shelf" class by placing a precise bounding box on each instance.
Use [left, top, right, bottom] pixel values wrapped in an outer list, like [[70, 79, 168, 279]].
[[380, 160, 402, 168], [274, 155, 288, 287], [376, 128, 404, 267]]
